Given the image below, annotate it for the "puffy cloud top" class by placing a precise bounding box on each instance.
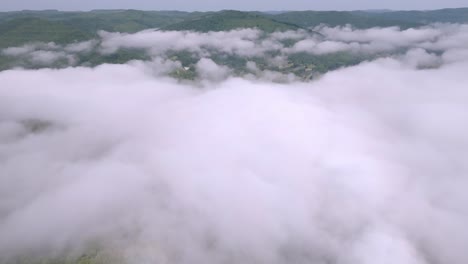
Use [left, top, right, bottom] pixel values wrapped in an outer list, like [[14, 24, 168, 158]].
[[1, 24, 468, 264]]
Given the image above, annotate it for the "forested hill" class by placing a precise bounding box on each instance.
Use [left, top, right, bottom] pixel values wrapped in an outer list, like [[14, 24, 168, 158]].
[[0, 7, 467, 75], [271, 11, 424, 29], [0, 8, 467, 47], [0, 17, 91, 48], [0, 8, 467, 46], [162, 10, 301, 32], [350, 7, 468, 24]]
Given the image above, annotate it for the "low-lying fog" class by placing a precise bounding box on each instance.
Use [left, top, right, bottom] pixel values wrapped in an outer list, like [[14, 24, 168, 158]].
[[1, 25, 468, 264]]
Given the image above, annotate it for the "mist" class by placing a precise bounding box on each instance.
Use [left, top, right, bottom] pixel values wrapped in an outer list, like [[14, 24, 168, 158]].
[[3, 24, 468, 81], [1, 25, 468, 264]]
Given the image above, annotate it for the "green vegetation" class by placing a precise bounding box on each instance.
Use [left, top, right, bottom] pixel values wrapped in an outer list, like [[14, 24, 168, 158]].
[[78, 49, 151, 66], [272, 11, 423, 29], [166, 50, 200, 66], [169, 66, 197, 80], [0, 10, 199, 33], [351, 7, 468, 24], [0, 17, 91, 48], [0, 8, 466, 78], [60, 10, 199, 34], [287, 52, 371, 75], [163, 10, 301, 32], [0, 8, 466, 49]]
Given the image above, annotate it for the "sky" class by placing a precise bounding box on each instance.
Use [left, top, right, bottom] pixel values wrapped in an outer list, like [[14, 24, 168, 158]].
[[0, 0, 467, 11]]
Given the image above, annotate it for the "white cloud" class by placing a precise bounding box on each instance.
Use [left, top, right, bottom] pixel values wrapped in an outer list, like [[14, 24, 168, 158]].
[[290, 39, 352, 54], [98, 29, 269, 57], [1, 45, 36, 56], [195, 58, 231, 81], [442, 48, 468, 63], [64, 40, 98, 53], [3, 24, 468, 72], [28, 50, 75, 65], [315, 25, 440, 45], [1, 26, 468, 264], [288, 24, 468, 55], [270, 30, 308, 41], [1, 54, 468, 263], [400, 48, 441, 68]]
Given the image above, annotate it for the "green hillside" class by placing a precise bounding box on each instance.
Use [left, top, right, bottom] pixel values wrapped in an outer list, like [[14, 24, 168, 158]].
[[61, 10, 200, 33], [0, 8, 467, 74], [0, 10, 201, 34], [163, 10, 301, 32], [272, 11, 423, 29], [352, 8, 468, 24], [0, 17, 91, 48], [0, 8, 466, 47]]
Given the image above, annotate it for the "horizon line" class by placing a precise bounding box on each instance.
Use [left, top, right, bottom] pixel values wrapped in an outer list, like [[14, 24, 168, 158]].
[[0, 6, 467, 13]]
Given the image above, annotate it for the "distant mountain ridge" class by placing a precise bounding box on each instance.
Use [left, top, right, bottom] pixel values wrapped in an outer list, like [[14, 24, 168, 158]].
[[0, 17, 91, 48], [162, 10, 301, 32], [271, 10, 423, 29], [352, 7, 468, 24], [0, 8, 467, 48]]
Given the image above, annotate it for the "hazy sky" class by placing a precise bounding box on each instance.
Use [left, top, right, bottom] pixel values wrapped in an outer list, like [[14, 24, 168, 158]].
[[1, 0, 467, 11]]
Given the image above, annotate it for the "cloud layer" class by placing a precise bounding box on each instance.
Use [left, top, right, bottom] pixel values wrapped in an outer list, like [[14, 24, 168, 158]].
[[2, 24, 468, 76], [1, 25, 468, 264]]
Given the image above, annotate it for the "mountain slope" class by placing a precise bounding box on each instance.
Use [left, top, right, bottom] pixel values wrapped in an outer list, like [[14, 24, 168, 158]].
[[0, 10, 202, 33], [272, 11, 423, 29], [352, 8, 468, 24], [61, 10, 201, 33], [162, 10, 301, 32], [0, 18, 91, 48]]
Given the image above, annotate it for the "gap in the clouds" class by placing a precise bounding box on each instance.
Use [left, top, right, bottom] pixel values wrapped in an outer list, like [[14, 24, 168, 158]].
[[1, 24, 466, 82]]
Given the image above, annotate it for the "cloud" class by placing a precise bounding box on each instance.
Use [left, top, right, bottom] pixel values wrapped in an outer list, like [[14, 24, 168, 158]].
[[399, 48, 441, 68], [315, 25, 440, 45], [1, 24, 468, 263], [0, 41, 94, 67], [98, 29, 268, 57], [64, 40, 98, 53], [2, 24, 468, 75], [1, 46, 468, 264], [290, 39, 352, 54], [2, 45, 36, 57], [442, 48, 468, 63], [288, 24, 468, 55], [195, 58, 231, 81], [27, 50, 76, 65], [2, 43, 60, 57]]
